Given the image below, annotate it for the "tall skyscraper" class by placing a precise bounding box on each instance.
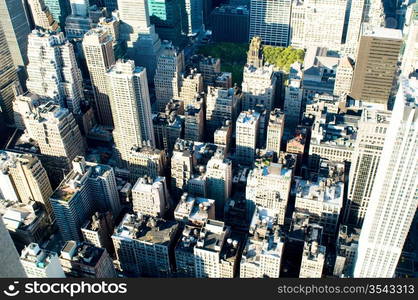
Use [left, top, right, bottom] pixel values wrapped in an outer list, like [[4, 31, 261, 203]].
[[0, 22, 19, 124], [354, 76, 418, 278], [83, 28, 116, 127], [28, 0, 60, 31], [350, 28, 402, 106], [299, 225, 326, 278], [249, 0, 291, 46], [26, 30, 84, 114], [334, 56, 355, 97], [24, 102, 85, 184], [44, 0, 71, 28], [0, 218, 26, 277], [118, 0, 162, 80], [154, 41, 184, 112], [344, 108, 391, 227], [184, 0, 204, 36], [401, 2, 418, 76], [0, 0, 31, 67], [106, 59, 155, 166]]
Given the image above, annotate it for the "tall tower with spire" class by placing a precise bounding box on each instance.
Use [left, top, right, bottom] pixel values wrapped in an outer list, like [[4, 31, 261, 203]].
[[247, 36, 264, 68]]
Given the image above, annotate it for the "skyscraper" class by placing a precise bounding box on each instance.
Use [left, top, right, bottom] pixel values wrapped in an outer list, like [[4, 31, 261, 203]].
[[44, 0, 71, 29], [0, 151, 54, 220], [83, 28, 116, 127], [26, 30, 84, 114], [118, 0, 162, 80], [184, 0, 204, 36], [154, 41, 184, 112], [106, 59, 155, 166], [354, 76, 418, 278], [350, 28, 402, 106], [334, 56, 355, 97], [28, 0, 60, 32], [0, 0, 31, 68], [24, 102, 85, 175], [0, 22, 19, 124], [344, 108, 391, 227], [249, 0, 291, 46]]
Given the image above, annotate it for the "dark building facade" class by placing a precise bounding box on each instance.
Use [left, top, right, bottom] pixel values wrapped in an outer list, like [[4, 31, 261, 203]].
[[210, 5, 249, 43]]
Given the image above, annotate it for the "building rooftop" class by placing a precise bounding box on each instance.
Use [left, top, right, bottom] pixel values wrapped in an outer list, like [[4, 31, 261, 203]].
[[113, 213, 178, 246], [365, 27, 403, 40], [0, 200, 46, 231], [60, 241, 105, 267], [20, 243, 58, 269], [174, 193, 215, 225]]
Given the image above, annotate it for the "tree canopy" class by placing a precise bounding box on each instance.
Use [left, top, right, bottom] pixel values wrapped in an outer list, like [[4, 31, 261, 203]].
[[263, 46, 305, 72]]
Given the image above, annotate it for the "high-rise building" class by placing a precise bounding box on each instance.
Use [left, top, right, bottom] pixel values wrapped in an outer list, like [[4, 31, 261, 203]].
[[401, 3, 418, 76], [242, 64, 276, 111], [153, 101, 184, 151], [83, 28, 116, 127], [127, 145, 166, 182], [283, 62, 303, 132], [184, 0, 204, 36], [170, 139, 194, 199], [206, 149, 232, 219], [249, 0, 291, 46], [28, 0, 60, 31], [334, 56, 355, 97], [0, 218, 26, 277], [148, 0, 186, 46], [112, 213, 179, 277], [342, 0, 366, 57], [290, 0, 348, 51], [24, 102, 85, 176], [344, 108, 391, 227], [0, 22, 19, 124], [350, 28, 402, 106], [265, 109, 285, 155], [246, 160, 293, 225], [44, 0, 71, 29], [354, 76, 418, 278], [184, 100, 204, 142], [132, 176, 171, 217], [235, 110, 260, 165], [174, 224, 200, 277], [118, 0, 162, 80], [154, 41, 184, 112], [206, 86, 242, 134], [20, 243, 65, 278], [59, 240, 117, 278], [196, 56, 220, 90], [211, 5, 249, 43], [26, 30, 84, 114], [50, 156, 120, 241], [106, 59, 155, 166], [177, 69, 204, 108], [214, 121, 232, 153], [0, 151, 54, 220], [0, 0, 31, 68]]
